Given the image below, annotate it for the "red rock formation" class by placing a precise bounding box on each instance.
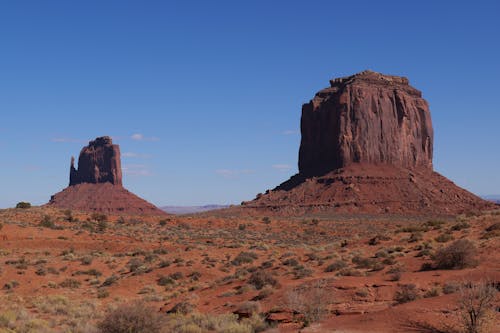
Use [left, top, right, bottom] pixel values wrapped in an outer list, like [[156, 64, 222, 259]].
[[49, 183, 164, 215], [299, 70, 433, 176], [245, 71, 493, 215], [70, 136, 122, 186], [49, 136, 165, 216]]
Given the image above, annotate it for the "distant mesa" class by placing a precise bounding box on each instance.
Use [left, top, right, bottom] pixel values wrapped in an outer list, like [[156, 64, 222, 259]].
[[48, 136, 166, 215], [245, 70, 493, 215]]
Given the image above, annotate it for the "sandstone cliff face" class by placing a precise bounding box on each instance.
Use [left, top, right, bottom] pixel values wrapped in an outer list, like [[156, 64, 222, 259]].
[[299, 70, 433, 176], [245, 70, 492, 215], [70, 136, 122, 186]]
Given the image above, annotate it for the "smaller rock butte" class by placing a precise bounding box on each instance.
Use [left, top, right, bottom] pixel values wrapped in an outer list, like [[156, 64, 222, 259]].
[[245, 70, 493, 215], [70, 136, 122, 186], [48, 136, 166, 216]]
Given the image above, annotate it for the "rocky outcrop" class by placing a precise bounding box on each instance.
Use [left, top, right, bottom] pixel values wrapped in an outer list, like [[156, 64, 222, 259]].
[[70, 136, 122, 186], [299, 70, 433, 176], [49, 136, 165, 216], [245, 71, 493, 215], [49, 183, 165, 215]]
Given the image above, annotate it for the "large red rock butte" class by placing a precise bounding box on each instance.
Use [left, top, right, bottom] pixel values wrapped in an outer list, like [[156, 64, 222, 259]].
[[48, 136, 165, 216], [245, 70, 493, 215]]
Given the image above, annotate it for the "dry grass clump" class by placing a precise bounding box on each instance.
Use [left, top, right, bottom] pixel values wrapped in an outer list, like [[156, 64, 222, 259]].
[[394, 284, 420, 304], [248, 270, 278, 290], [98, 301, 165, 333], [163, 312, 267, 333]]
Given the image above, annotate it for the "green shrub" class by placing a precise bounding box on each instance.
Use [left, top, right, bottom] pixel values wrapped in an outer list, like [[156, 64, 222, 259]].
[[15, 202, 31, 209]]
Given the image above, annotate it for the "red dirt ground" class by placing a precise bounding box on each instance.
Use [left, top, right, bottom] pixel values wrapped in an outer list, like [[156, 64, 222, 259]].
[[0, 206, 498, 332]]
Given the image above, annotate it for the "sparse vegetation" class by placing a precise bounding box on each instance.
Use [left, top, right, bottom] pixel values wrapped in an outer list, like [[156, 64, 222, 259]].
[[433, 239, 478, 270], [394, 284, 420, 304], [286, 280, 331, 326], [248, 270, 277, 290], [458, 281, 497, 333], [98, 301, 165, 333]]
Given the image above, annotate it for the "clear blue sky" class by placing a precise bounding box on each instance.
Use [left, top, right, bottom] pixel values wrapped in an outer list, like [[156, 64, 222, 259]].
[[1, 1, 499, 208]]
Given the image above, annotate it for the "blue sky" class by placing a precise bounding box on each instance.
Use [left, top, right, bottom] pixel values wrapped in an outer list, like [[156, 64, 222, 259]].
[[0, 1, 499, 208]]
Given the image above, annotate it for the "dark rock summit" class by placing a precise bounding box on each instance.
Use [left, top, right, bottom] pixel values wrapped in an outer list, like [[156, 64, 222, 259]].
[[70, 136, 122, 186], [48, 136, 165, 216], [299, 70, 433, 176], [245, 71, 493, 215]]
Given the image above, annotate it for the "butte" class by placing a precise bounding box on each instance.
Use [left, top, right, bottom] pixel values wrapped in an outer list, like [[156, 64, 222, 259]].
[[48, 136, 166, 215], [244, 70, 494, 215]]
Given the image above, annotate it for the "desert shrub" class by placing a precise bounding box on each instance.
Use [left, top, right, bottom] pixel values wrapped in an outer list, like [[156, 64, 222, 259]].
[[253, 285, 274, 300], [261, 217, 271, 224], [59, 278, 81, 288], [162, 312, 266, 333], [282, 258, 299, 267], [232, 251, 258, 266], [485, 222, 500, 232], [15, 201, 31, 209], [398, 224, 429, 233], [98, 301, 165, 333], [91, 213, 107, 223], [352, 256, 376, 269], [368, 234, 390, 245], [482, 222, 500, 239], [443, 281, 460, 294], [424, 220, 445, 229], [102, 275, 119, 286], [451, 222, 470, 231], [167, 301, 195, 315], [80, 255, 93, 265], [433, 239, 478, 270], [394, 284, 420, 304], [324, 260, 348, 272], [97, 288, 110, 299], [35, 267, 47, 276], [424, 287, 440, 298], [170, 271, 184, 280], [293, 265, 314, 279], [435, 233, 453, 243], [63, 209, 74, 222], [3, 280, 19, 290], [355, 287, 369, 297], [158, 259, 171, 268], [248, 270, 277, 290], [286, 280, 331, 326], [408, 232, 423, 243], [127, 258, 144, 272], [458, 281, 497, 333], [337, 268, 363, 277], [236, 301, 261, 316], [39, 215, 55, 229], [97, 220, 108, 233]]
